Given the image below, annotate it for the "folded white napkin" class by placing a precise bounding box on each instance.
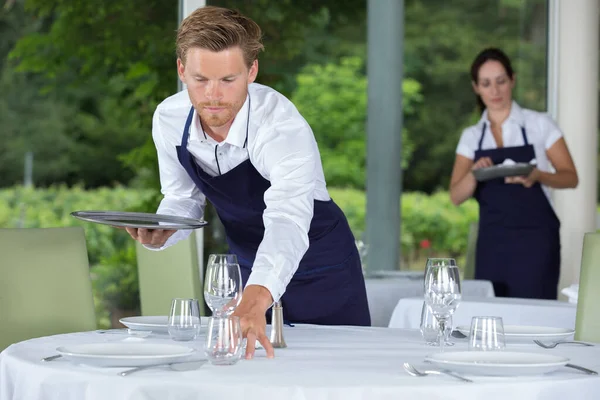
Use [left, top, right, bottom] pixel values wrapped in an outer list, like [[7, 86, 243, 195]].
[[561, 284, 579, 304], [502, 158, 537, 166]]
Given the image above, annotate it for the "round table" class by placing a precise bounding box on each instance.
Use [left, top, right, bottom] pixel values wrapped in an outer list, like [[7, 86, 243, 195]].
[[1, 325, 599, 399]]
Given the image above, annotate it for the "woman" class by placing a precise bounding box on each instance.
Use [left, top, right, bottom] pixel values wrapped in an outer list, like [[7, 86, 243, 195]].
[[449, 48, 578, 299]]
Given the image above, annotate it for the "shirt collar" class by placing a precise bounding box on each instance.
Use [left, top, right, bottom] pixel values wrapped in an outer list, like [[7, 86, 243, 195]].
[[479, 100, 525, 127], [189, 94, 250, 148]]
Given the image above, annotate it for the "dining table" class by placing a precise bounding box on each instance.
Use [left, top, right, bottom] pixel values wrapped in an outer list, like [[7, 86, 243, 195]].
[[1, 323, 599, 399]]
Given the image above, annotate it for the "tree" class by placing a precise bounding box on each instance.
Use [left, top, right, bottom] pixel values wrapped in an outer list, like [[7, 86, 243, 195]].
[[291, 56, 420, 189]]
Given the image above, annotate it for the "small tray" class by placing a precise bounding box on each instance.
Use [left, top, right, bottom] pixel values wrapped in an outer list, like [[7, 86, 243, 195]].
[[71, 211, 208, 230], [473, 163, 534, 182]]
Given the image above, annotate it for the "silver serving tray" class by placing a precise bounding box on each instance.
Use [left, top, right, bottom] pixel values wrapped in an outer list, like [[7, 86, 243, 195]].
[[473, 163, 534, 182], [71, 211, 208, 230]]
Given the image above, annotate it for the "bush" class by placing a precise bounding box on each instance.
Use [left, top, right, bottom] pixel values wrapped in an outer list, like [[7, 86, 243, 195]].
[[0, 185, 479, 326], [329, 188, 479, 268]]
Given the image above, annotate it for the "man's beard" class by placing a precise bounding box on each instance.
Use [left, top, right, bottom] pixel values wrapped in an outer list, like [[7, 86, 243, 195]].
[[197, 100, 245, 129]]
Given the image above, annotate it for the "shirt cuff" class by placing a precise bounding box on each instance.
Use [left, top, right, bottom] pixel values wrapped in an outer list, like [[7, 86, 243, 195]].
[[141, 229, 190, 251], [245, 270, 286, 303]]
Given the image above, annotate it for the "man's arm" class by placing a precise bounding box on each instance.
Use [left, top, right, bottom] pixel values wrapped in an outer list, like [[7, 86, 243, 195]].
[[232, 113, 319, 358], [126, 108, 206, 250]]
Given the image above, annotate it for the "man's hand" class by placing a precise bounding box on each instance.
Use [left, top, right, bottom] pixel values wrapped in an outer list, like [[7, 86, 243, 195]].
[[232, 285, 275, 359], [505, 168, 541, 188], [125, 227, 176, 248]]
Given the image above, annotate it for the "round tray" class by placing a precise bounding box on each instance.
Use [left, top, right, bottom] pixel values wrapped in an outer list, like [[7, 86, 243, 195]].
[[71, 211, 208, 230], [473, 163, 534, 182]]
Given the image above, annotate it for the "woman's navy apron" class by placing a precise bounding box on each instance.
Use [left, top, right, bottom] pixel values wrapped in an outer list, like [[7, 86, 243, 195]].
[[175, 101, 371, 325], [473, 123, 560, 299]]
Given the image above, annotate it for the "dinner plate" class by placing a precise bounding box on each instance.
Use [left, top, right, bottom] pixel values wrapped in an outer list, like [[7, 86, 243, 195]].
[[365, 270, 424, 280], [71, 211, 208, 230], [120, 316, 210, 333], [456, 325, 575, 343], [56, 342, 195, 367], [472, 163, 534, 182], [425, 351, 569, 376]]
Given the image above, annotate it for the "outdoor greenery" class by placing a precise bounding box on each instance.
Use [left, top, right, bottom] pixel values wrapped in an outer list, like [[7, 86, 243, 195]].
[[0, 185, 477, 327], [0, 0, 563, 325]]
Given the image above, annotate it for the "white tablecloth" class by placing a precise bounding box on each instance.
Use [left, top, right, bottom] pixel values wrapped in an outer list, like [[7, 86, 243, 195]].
[[366, 278, 495, 327], [2, 325, 598, 400], [389, 296, 577, 329]]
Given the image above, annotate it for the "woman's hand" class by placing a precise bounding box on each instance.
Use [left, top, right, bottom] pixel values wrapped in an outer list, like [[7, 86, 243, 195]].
[[505, 168, 541, 188], [471, 157, 493, 171]]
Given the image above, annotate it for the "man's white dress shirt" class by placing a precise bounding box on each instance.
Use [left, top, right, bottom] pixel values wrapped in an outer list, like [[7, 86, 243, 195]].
[[150, 83, 331, 302]]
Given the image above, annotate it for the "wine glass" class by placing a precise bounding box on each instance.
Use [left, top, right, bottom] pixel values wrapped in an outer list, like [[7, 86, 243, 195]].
[[204, 254, 243, 317], [424, 263, 462, 352]]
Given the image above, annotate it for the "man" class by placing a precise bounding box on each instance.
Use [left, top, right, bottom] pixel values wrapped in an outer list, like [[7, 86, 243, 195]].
[[126, 6, 370, 359]]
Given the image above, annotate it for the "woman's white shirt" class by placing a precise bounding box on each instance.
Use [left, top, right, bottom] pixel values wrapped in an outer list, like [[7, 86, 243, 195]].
[[456, 101, 563, 205]]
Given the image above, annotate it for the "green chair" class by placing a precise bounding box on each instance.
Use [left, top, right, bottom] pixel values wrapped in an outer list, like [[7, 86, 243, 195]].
[[136, 232, 205, 316], [0, 227, 96, 351], [463, 222, 479, 280], [575, 232, 600, 342]]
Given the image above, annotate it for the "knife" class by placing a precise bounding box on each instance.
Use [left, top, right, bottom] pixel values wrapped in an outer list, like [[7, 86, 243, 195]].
[[119, 360, 207, 376], [565, 363, 598, 375]]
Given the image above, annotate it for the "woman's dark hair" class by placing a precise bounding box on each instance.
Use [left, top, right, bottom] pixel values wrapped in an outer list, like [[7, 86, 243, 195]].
[[470, 48, 515, 112]]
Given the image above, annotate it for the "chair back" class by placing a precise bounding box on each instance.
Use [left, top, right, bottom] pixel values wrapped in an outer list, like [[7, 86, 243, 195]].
[[575, 232, 600, 341], [0, 227, 96, 351], [136, 232, 204, 316]]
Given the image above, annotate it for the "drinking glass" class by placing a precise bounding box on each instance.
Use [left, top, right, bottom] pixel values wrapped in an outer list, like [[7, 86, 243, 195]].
[[424, 263, 462, 352], [204, 316, 243, 366], [168, 298, 201, 341], [204, 254, 243, 317], [420, 301, 453, 346], [469, 316, 506, 351]]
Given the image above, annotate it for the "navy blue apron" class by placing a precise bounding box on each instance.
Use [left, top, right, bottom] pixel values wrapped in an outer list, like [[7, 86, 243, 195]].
[[473, 123, 560, 299], [175, 100, 371, 325]]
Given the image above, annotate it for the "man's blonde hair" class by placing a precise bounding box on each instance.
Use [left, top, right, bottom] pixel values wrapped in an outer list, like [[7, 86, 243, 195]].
[[176, 6, 264, 67]]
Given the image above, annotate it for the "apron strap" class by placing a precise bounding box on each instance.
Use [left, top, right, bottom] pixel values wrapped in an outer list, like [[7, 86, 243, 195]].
[[477, 123, 486, 151], [181, 106, 195, 148], [243, 93, 251, 149], [520, 126, 529, 145]]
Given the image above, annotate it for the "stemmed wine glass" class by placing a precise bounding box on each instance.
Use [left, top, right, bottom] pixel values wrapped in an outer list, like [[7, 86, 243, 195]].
[[204, 254, 243, 317], [424, 262, 462, 352]]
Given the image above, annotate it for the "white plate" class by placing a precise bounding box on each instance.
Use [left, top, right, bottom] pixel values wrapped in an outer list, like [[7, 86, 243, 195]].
[[425, 351, 569, 376], [456, 325, 575, 343], [56, 342, 195, 367], [120, 316, 210, 333]]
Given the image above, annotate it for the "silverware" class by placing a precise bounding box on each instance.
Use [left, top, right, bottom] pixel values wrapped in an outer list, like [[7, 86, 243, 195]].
[[533, 340, 594, 349], [41, 354, 62, 362], [565, 363, 598, 375], [403, 362, 472, 383], [96, 328, 152, 338], [119, 360, 207, 376]]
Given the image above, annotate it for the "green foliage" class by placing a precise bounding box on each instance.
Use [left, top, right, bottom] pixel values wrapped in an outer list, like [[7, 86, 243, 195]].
[[292, 56, 420, 189], [0, 185, 155, 323], [329, 187, 479, 267], [402, 0, 548, 192], [91, 243, 140, 313]]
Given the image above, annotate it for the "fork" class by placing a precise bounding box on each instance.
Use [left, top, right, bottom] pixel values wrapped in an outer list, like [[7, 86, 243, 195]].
[[533, 340, 593, 349], [403, 362, 473, 383]]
